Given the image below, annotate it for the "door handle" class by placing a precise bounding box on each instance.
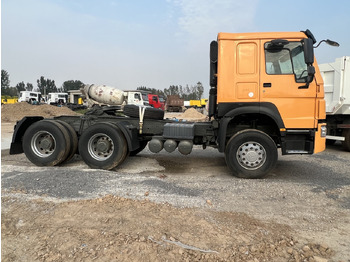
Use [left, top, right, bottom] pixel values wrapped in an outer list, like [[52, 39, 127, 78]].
[[263, 83, 272, 88]]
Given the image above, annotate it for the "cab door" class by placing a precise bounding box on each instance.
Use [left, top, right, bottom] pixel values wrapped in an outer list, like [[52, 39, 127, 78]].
[[260, 40, 317, 129]]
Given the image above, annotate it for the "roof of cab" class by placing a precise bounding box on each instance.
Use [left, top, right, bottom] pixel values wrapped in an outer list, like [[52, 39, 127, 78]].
[[217, 31, 307, 41]]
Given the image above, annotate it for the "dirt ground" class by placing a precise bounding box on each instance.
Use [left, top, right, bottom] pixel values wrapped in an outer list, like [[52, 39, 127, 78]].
[[1, 195, 335, 262], [1, 103, 347, 262]]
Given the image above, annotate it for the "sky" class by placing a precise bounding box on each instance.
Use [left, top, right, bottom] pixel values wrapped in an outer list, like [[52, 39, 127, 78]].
[[1, 0, 350, 95]]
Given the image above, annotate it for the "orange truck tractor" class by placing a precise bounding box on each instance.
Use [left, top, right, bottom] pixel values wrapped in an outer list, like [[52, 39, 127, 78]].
[[10, 29, 338, 178]]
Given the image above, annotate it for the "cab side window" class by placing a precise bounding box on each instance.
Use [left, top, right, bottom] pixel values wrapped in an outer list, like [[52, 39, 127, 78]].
[[134, 93, 141, 100], [264, 41, 308, 82], [265, 48, 293, 75]]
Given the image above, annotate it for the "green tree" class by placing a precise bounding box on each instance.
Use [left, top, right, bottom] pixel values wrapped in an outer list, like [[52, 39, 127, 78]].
[[195, 81, 204, 99], [62, 80, 84, 92], [136, 86, 165, 97], [2, 87, 18, 97], [164, 85, 181, 96], [16, 82, 26, 93], [37, 76, 57, 95], [26, 83, 34, 91], [1, 69, 10, 94], [163, 82, 204, 100]]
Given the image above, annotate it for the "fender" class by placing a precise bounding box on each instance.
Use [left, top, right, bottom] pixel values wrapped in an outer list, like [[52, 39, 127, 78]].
[[113, 121, 140, 152], [10, 116, 44, 154], [217, 103, 285, 152]]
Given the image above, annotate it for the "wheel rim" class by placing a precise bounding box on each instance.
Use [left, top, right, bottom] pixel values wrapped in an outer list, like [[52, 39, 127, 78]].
[[31, 131, 56, 158], [88, 133, 114, 161], [236, 141, 266, 170]]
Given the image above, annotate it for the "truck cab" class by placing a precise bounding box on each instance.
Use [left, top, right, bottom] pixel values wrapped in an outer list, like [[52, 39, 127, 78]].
[[124, 91, 148, 106], [209, 30, 326, 156], [148, 94, 163, 110]]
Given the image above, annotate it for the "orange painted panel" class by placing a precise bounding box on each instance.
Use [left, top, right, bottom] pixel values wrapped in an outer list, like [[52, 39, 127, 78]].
[[217, 40, 259, 103], [237, 43, 257, 75], [237, 83, 258, 100]]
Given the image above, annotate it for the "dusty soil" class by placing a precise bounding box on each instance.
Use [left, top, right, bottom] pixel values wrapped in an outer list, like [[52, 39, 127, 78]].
[[1, 195, 335, 262], [1, 103, 347, 262], [177, 108, 208, 121], [165, 108, 208, 122], [1, 103, 80, 122]]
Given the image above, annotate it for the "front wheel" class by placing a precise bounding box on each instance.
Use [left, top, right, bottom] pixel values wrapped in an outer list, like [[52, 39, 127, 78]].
[[225, 129, 278, 179]]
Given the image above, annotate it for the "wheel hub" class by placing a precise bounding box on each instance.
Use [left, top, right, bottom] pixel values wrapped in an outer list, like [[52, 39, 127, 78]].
[[236, 142, 266, 170], [40, 136, 54, 150], [96, 138, 111, 153], [31, 131, 56, 157], [88, 133, 114, 161]]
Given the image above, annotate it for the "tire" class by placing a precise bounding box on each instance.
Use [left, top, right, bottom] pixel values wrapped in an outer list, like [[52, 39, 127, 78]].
[[22, 120, 70, 166], [342, 129, 350, 152], [78, 123, 128, 170], [129, 140, 148, 156], [225, 129, 278, 179], [123, 105, 164, 120], [55, 120, 78, 163]]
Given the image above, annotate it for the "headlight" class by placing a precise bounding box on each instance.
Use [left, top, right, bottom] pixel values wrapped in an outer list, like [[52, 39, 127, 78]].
[[321, 125, 327, 137]]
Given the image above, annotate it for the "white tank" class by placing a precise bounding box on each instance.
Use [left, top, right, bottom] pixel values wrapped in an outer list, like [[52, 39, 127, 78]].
[[82, 84, 125, 106]]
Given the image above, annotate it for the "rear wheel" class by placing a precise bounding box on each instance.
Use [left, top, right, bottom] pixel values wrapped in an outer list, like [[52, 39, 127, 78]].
[[22, 120, 70, 166], [225, 129, 278, 179], [55, 120, 78, 163], [79, 123, 128, 170]]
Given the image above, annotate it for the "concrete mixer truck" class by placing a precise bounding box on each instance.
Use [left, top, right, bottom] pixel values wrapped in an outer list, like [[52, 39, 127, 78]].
[[9, 29, 335, 179], [81, 84, 149, 108]]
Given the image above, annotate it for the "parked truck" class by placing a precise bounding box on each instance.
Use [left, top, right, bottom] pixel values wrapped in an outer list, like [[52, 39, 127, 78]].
[[319, 56, 350, 151], [18, 91, 42, 104], [10, 30, 335, 178], [184, 99, 208, 109], [165, 95, 184, 112], [46, 92, 69, 105], [1, 98, 18, 104], [148, 94, 164, 110]]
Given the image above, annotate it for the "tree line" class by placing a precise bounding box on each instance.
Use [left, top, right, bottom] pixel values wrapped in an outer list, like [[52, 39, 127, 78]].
[[1, 69, 84, 97], [137, 81, 204, 100], [2, 69, 205, 100]]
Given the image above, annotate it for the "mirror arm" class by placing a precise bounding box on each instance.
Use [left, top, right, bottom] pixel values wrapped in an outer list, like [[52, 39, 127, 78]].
[[314, 40, 326, 48]]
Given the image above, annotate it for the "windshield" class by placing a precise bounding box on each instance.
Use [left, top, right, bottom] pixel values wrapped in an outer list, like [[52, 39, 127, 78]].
[[142, 94, 149, 102], [265, 41, 308, 83]]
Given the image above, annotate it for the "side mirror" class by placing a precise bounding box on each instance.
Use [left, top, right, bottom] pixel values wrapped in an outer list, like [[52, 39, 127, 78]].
[[299, 65, 315, 89], [302, 38, 314, 64], [314, 39, 340, 48], [307, 65, 315, 83], [325, 39, 340, 47]]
